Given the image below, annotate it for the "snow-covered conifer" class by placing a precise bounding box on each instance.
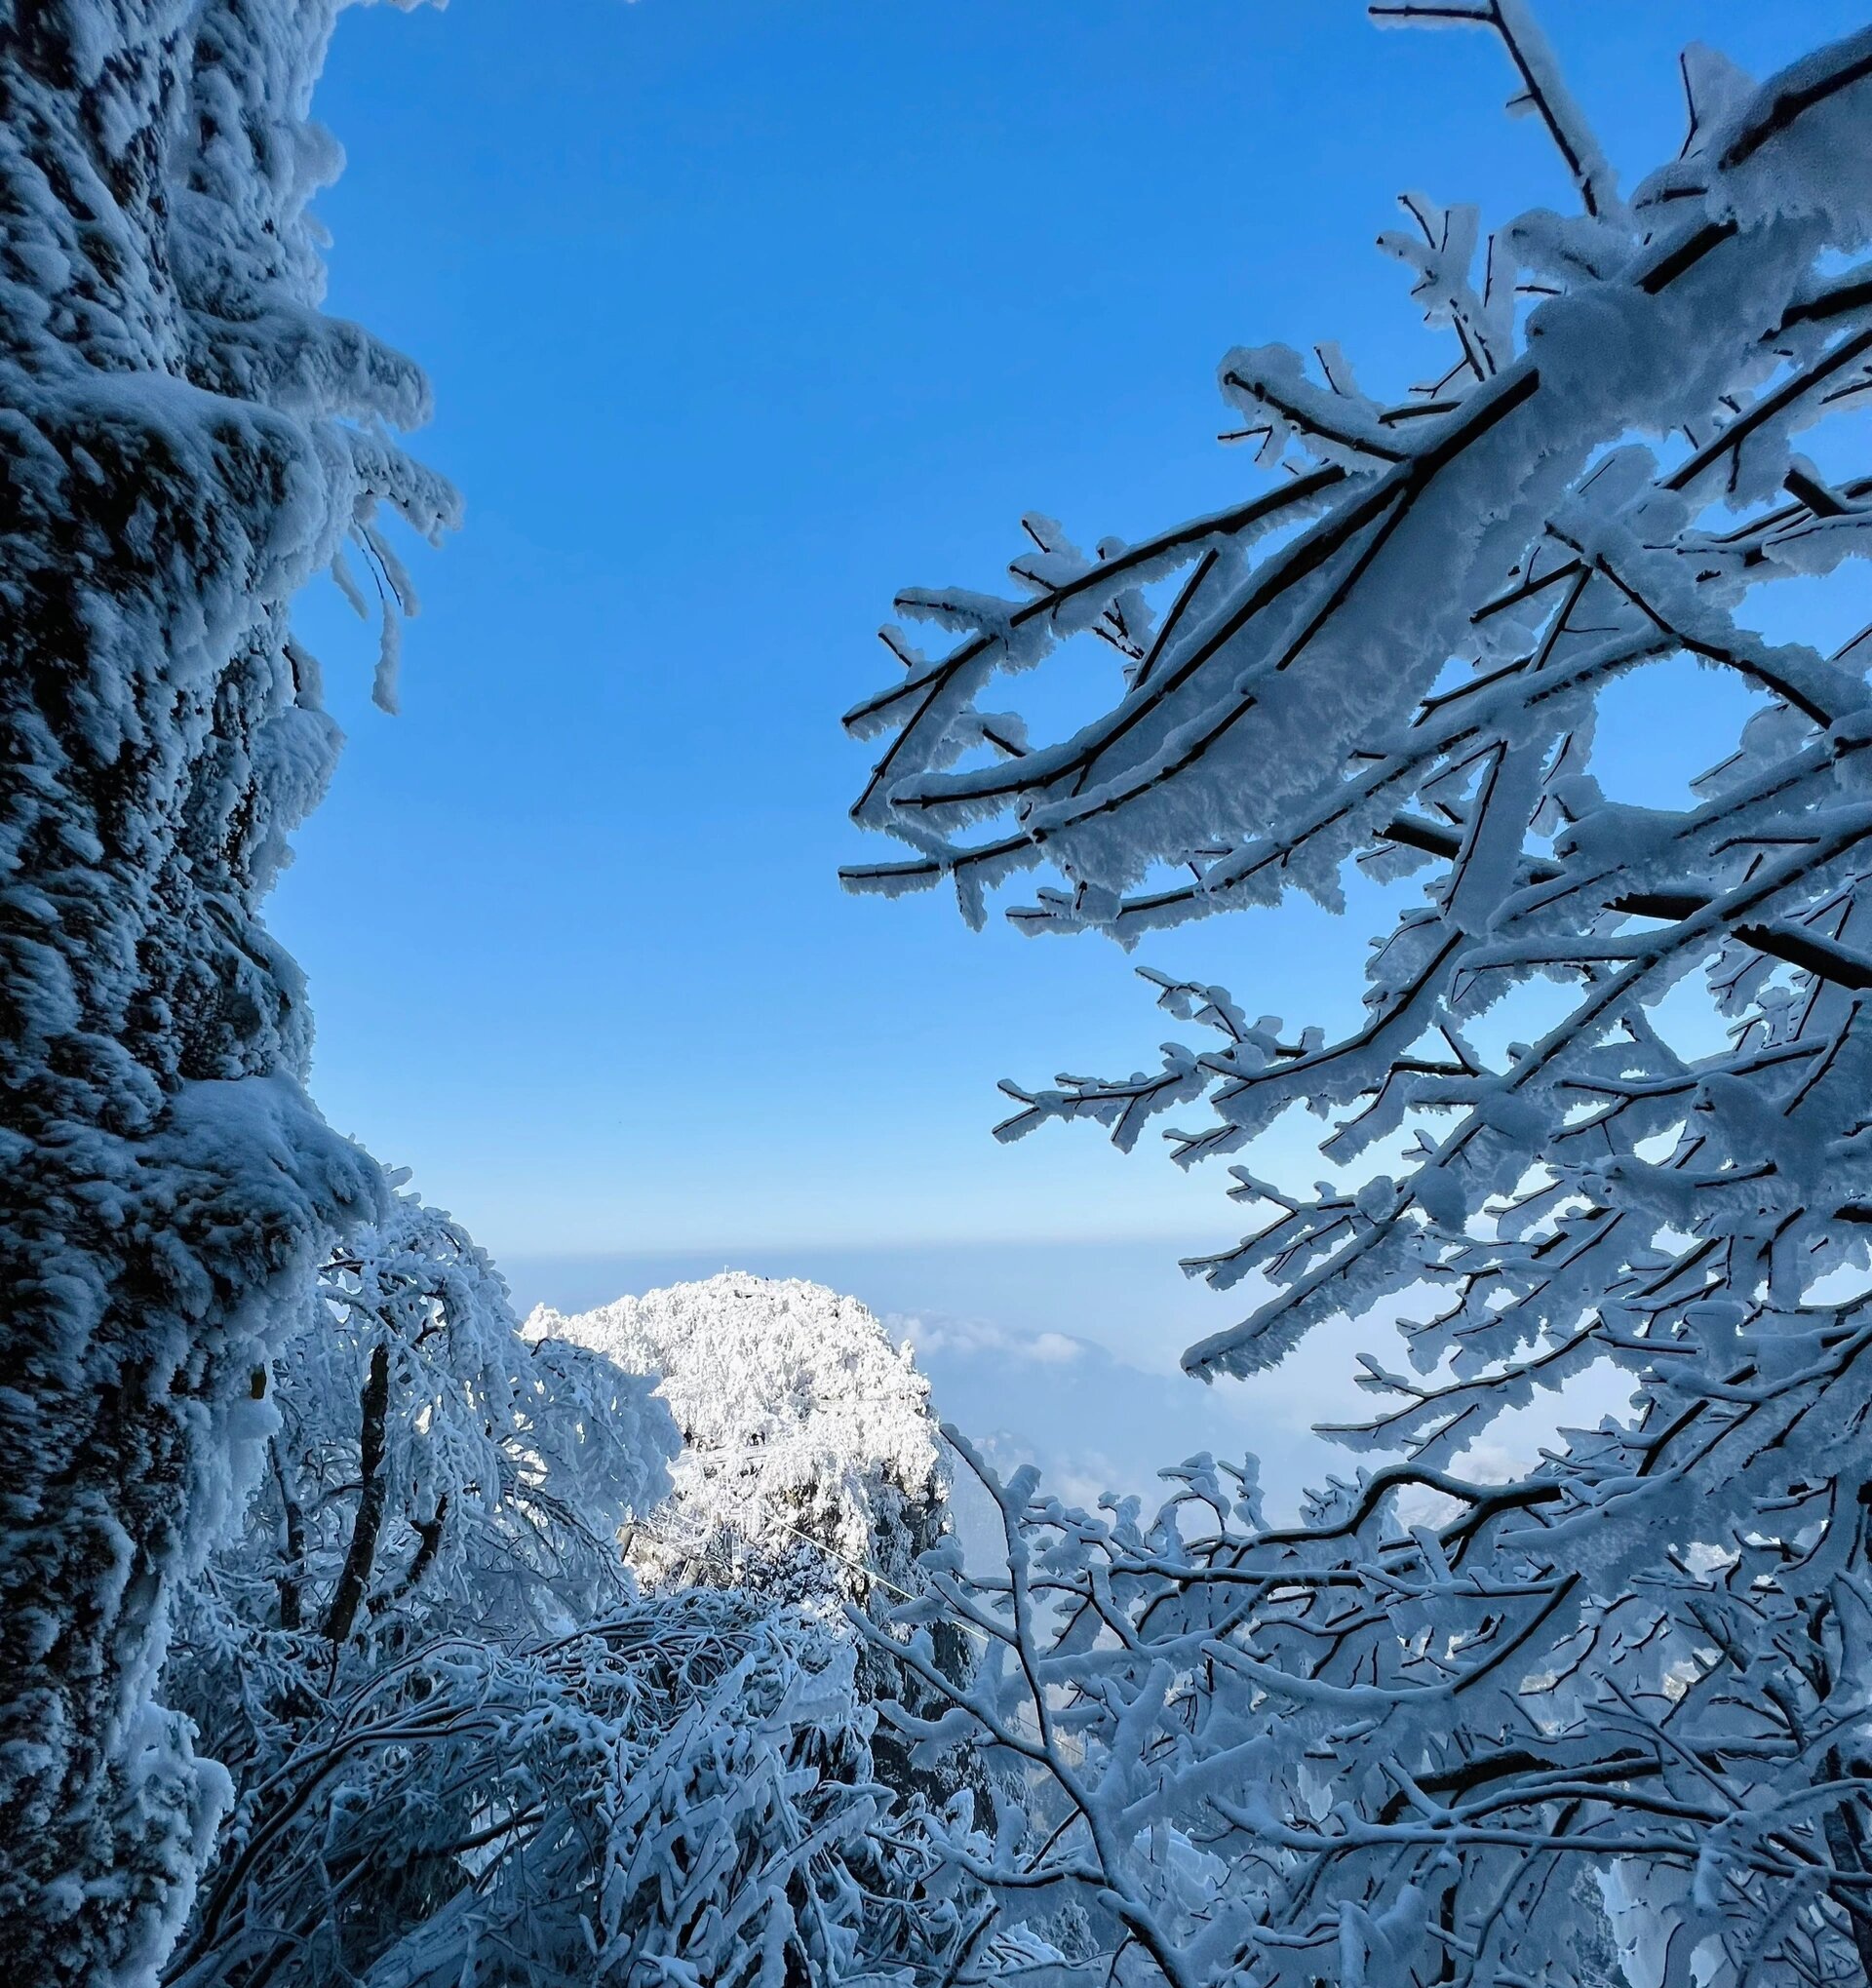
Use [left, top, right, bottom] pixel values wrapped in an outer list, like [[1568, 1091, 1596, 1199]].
[[0, 4, 453, 1978], [846, 12, 1872, 1984]]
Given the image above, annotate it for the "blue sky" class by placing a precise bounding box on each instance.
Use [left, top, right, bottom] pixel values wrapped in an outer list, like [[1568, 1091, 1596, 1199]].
[[280, 1, 1864, 1488]]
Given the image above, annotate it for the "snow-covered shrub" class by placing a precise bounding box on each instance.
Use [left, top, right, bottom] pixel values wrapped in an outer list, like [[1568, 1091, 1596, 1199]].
[[168, 1592, 897, 1988], [175, 1181, 676, 1677], [845, 11, 1872, 1985], [0, 5, 453, 1979], [163, 1216, 999, 1987]]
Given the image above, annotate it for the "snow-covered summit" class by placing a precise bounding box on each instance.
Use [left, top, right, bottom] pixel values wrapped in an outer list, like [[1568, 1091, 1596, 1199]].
[[526, 1273, 947, 1605]]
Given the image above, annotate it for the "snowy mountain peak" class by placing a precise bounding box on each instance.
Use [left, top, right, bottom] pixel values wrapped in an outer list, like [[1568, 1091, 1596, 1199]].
[[526, 1273, 947, 1604]]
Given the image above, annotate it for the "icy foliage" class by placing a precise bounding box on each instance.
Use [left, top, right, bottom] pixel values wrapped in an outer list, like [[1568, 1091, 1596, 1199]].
[[160, 1192, 967, 1988], [529, 1276, 986, 1818], [847, 11, 1872, 1986], [173, 1586, 898, 1988], [532, 1274, 949, 1610], [179, 1182, 677, 1666], [0, 4, 454, 1981]]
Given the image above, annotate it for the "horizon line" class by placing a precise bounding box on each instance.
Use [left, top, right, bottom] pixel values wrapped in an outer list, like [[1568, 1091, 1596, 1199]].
[[494, 1230, 1228, 1263]]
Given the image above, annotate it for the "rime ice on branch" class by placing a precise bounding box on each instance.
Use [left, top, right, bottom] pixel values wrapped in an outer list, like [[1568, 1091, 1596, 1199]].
[[161, 1194, 905, 1988], [844, 13, 1872, 1986], [0, 6, 453, 1983]]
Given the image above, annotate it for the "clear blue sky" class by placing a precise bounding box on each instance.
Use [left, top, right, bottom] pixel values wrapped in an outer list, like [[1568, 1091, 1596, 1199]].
[[280, 0, 1862, 1289]]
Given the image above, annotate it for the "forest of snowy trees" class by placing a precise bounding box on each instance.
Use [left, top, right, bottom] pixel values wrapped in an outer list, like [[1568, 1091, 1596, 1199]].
[[5, 1, 1872, 1984]]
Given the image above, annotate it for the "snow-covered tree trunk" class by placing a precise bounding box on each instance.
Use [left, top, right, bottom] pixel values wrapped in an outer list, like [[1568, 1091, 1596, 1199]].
[[0, 6, 450, 1981]]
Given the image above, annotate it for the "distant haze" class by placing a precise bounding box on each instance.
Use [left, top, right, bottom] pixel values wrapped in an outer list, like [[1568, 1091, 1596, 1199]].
[[505, 1237, 1381, 1510]]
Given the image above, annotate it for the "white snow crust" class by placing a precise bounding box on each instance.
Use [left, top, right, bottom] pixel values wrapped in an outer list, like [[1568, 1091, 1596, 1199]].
[[529, 1273, 948, 1605]]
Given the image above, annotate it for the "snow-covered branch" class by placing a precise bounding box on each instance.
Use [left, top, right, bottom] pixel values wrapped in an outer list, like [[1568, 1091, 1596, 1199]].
[[847, 15, 1872, 1984]]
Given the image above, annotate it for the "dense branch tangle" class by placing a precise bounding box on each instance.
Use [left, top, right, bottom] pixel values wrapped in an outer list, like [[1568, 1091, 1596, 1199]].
[[844, 14, 1872, 1988]]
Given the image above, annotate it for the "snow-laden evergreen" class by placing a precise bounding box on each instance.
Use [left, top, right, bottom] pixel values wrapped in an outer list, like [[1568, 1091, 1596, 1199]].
[[846, 11, 1872, 1985], [532, 1274, 949, 1610], [1, 5, 453, 1981]]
